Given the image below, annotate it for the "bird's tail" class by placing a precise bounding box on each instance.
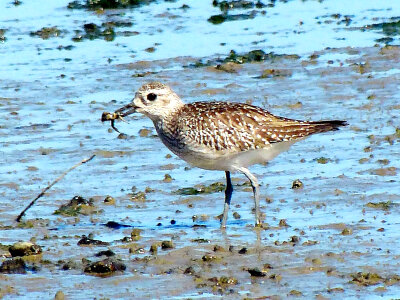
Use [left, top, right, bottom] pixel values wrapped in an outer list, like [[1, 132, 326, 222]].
[[309, 120, 348, 133]]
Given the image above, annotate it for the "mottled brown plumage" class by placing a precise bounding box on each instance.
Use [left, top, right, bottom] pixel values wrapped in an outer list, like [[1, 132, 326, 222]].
[[174, 101, 344, 152], [104, 82, 347, 228]]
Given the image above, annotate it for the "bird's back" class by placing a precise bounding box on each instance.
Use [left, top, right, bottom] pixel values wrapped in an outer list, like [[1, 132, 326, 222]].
[[154, 101, 346, 170], [176, 101, 344, 150]]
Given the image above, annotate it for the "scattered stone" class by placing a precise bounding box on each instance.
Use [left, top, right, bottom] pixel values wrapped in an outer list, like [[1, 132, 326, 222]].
[[145, 47, 156, 53], [130, 228, 142, 241], [258, 68, 293, 78], [95, 250, 115, 257], [208, 11, 257, 25], [84, 258, 126, 275], [149, 243, 158, 254], [130, 247, 145, 254], [291, 179, 304, 189], [208, 276, 238, 285], [289, 290, 303, 296], [9, 242, 42, 257], [117, 133, 128, 139], [139, 128, 151, 137], [68, 0, 156, 9], [61, 260, 79, 271], [163, 174, 173, 183], [233, 212, 241, 219], [0, 258, 27, 274], [214, 62, 242, 73], [311, 258, 322, 265], [202, 254, 218, 262], [213, 245, 225, 252], [77, 236, 110, 246], [279, 219, 290, 227], [372, 167, 397, 176], [238, 247, 247, 254], [104, 221, 130, 229], [341, 228, 353, 235], [184, 265, 201, 275], [54, 290, 65, 300], [161, 240, 174, 250], [248, 268, 267, 277], [103, 195, 115, 205], [302, 240, 318, 246], [327, 287, 345, 293], [213, 0, 258, 11], [191, 238, 210, 243]]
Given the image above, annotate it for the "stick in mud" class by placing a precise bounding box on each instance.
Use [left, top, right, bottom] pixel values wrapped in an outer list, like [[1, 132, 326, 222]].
[[15, 154, 96, 222]]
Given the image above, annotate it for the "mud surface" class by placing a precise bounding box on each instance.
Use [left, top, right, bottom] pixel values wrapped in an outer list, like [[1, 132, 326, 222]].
[[1, 0, 400, 299]]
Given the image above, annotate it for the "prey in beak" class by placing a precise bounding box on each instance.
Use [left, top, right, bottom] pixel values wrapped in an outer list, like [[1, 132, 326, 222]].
[[101, 102, 137, 133]]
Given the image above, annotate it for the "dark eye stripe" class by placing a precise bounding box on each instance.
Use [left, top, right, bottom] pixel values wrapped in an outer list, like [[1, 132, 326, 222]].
[[147, 93, 157, 101]]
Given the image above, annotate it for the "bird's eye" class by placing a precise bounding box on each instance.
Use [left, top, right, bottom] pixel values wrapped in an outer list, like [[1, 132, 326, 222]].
[[147, 93, 157, 101]]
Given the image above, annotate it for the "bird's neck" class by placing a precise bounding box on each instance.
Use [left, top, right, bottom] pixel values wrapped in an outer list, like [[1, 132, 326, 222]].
[[152, 105, 182, 135]]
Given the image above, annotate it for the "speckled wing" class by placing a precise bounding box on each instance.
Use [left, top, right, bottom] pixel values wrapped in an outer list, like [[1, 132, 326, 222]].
[[178, 102, 345, 153]]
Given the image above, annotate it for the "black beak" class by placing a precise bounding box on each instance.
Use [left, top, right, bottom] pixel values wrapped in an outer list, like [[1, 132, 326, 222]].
[[101, 102, 138, 133], [114, 102, 138, 117]]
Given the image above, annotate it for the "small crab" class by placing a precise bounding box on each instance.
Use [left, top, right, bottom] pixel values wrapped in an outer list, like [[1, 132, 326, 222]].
[[101, 102, 137, 133], [101, 111, 125, 133]]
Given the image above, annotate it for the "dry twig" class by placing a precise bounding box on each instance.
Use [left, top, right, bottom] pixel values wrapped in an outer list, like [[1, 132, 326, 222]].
[[16, 154, 96, 222]]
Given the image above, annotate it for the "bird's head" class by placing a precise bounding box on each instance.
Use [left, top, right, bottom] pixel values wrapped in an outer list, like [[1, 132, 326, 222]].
[[116, 82, 184, 122]]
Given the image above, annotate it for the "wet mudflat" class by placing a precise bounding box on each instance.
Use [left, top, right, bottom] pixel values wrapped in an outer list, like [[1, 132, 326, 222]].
[[1, 0, 400, 299]]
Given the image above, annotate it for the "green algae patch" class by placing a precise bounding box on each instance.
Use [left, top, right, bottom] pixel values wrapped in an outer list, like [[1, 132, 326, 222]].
[[224, 49, 300, 64], [190, 49, 300, 68], [257, 68, 293, 79], [30, 27, 63, 39], [174, 182, 225, 195], [54, 196, 100, 216], [350, 272, 383, 286], [129, 189, 147, 202], [209, 0, 267, 24], [315, 157, 334, 164], [68, 0, 156, 9], [72, 23, 116, 42], [366, 201, 393, 210], [213, 0, 264, 11], [208, 11, 257, 25], [363, 19, 400, 36], [0, 29, 6, 43]]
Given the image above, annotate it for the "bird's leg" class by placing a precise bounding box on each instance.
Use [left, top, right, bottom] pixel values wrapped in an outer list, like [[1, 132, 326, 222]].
[[221, 171, 233, 228], [236, 167, 261, 226]]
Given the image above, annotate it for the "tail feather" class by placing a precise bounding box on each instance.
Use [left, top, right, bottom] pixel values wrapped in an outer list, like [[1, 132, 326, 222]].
[[310, 120, 348, 132]]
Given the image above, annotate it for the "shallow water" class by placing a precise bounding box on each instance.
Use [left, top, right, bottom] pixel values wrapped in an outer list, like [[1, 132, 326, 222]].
[[1, 0, 400, 299]]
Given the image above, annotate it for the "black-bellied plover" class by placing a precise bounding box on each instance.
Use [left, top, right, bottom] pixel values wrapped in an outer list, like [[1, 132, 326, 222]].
[[102, 82, 347, 228]]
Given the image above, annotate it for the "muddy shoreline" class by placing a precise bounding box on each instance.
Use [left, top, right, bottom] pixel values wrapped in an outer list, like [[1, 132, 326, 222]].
[[1, 0, 400, 298]]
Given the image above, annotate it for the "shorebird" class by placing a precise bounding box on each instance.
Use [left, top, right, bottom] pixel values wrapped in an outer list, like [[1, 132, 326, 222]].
[[102, 82, 347, 228]]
